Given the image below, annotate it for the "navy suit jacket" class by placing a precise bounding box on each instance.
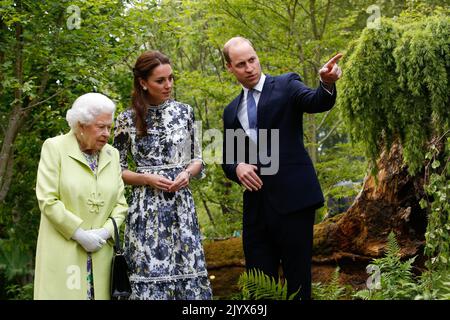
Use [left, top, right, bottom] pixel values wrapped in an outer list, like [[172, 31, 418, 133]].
[[222, 73, 336, 218]]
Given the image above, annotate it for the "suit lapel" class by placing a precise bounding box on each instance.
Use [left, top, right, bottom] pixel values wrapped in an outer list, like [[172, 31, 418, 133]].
[[257, 75, 275, 129], [230, 90, 244, 129], [228, 75, 274, 133]]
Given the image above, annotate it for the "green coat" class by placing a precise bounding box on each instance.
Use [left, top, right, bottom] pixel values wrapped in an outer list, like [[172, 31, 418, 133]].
[[34, 130, 128, 300]]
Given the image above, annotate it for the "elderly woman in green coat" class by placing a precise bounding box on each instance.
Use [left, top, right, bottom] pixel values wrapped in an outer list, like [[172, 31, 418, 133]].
[[34, 93, 128, 300]]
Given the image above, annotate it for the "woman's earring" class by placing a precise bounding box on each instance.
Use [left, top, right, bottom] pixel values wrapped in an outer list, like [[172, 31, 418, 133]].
[[143, 87, 147, 91], [81, 132, 84, 136]]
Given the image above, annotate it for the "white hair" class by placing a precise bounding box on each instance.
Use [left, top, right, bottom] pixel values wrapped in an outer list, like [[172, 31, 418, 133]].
[[66, 93, 116, 131]]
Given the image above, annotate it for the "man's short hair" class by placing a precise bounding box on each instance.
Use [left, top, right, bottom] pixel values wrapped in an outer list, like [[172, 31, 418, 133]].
[[222, 37, 254, 64]]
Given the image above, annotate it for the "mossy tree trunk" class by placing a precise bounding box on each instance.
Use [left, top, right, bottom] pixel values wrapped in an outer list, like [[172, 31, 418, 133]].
[[313, 143, 427, 264]]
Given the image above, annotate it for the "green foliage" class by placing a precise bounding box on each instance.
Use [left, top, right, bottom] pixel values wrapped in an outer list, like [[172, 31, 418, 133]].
[[354, 135, 450, 300], [421, 135, 450, 272], [339, 11, 450, 175], [237, 269, 297, 300], [0, 239, 33, 281], [1, 0, 449, 299], [315, 141, 367, 220], [0, 238, 33, 300], [5, 283, 33, 300], [312, 267, 350, 300], [415, 269, 450, 300], [317, 142, 367, 192], [0, 0, 141, 296], [198, 207, 242, 240], [354, 232, 419, 300]]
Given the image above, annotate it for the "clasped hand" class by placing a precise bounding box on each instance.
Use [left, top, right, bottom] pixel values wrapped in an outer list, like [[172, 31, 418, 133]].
[[72, 227, 110, 253], [145, 171, 190, 193]]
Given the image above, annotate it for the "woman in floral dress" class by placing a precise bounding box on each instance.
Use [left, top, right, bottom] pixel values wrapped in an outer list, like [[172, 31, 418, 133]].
[[113, 51, 212, 300]]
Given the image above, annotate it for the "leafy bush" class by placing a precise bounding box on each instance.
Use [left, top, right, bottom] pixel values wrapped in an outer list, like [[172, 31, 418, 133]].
[[0, 239, 33, 282], [5, 283, 33, 300]]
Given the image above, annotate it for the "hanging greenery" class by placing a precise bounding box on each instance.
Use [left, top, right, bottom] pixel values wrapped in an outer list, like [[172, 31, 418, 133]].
[[338, 11, 450, 175], [340, 8, 450, 300]]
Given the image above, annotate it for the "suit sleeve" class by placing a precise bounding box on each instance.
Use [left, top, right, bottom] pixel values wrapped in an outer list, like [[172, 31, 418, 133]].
[[35, 139, 83, 240], [287, 73, 337, 113], [222, 111, 240, 184]]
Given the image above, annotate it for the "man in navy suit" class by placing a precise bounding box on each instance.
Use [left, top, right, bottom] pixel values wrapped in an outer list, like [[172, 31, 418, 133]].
[[221, 37, 342, 300]]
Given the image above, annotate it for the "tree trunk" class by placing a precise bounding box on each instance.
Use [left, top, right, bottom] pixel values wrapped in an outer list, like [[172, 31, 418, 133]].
[[313, 143, 427, 264], [221, 181, 232, 215], [306, 114, 317, 163], [0, 16, 24, 202], [201, 197, 216, 227], [0, 18, 6, 96], [204, 145, 429, 295]]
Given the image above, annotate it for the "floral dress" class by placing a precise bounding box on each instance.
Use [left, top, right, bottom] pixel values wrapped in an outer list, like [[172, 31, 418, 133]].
[[113, 99, 212, 300], [82, 151, 99, 300]]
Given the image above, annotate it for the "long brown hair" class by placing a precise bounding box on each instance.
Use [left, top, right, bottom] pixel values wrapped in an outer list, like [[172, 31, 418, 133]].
[[131, 50, 171, 136]]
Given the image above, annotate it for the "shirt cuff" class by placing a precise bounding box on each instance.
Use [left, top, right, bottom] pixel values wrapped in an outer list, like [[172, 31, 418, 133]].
[[320, 80, 334, 95]]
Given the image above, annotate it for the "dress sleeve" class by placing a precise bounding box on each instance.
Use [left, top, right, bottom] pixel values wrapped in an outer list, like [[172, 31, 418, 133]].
[[113, 111, 131, 171], [188, 105, 205, 179]]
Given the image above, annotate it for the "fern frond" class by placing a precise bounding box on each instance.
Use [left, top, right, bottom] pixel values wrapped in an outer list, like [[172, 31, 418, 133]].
[[355, 232, 419, 299], [312, 267, 347, 300], [353, 289, 372, 300], [237, 269, 295, 300]]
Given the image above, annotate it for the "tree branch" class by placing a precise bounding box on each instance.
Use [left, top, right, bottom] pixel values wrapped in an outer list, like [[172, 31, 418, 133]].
[[14, 21, 24, 106], [0, 14, 24, 191], [21, 88, 65, 111], [318, 119, 343, 146], [309, 0, 319, 39], [0, 145, 14, 203], [298, 1, 311, 16], [0, 17, 6, 96], [198, 188, 241, 215], [201, 197, 216, 227], [179, 47, 196, 70], [252, 0, 288, 23], [436, 129, 450, 144], [221, 0, 269, 44], [207, 45, 223, 83], [192, 96, 204, 123], [320, 0, 332, 37], [317, 109, 333, 131]]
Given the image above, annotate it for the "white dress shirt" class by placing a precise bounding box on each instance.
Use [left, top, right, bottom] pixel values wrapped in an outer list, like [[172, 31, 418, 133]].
[[237, 73, 266, 143]]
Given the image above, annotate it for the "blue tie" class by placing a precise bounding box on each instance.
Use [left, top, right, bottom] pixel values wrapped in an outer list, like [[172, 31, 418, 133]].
[[247, 89, 257, 130]]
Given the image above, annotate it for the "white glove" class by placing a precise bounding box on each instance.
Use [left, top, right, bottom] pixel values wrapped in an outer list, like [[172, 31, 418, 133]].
[[72, 227, 106, 252], [86, 228, 111, 241]]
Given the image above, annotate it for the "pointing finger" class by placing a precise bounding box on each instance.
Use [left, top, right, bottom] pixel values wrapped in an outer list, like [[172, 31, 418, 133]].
[[324, 53, 343, 68]]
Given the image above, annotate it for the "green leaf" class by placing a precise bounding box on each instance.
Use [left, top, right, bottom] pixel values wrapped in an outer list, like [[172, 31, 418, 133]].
[[431, 160, 441, 169], [419, 198, 428, 209]]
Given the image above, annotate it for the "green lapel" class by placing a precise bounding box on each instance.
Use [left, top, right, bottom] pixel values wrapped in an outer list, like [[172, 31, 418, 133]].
[[97, 145, 112, 174], [65, 130, 112, 174], [66, 130, 91, 170]]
